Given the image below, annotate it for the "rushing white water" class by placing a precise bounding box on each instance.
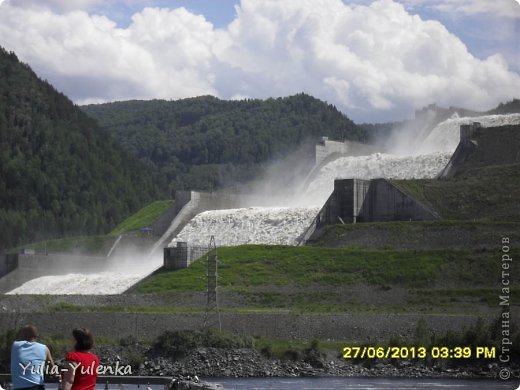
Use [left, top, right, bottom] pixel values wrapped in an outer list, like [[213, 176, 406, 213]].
[[302, 152, 452, 205], [170, 207, 320, 247], [418, 113, 520, 154], [7, 272, 147, 295], [6, 250, 164, 295], [8, 113, 520, 295], [300, 113, 520, 204]]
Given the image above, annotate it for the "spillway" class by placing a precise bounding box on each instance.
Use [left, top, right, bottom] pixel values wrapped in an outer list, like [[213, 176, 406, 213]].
[[417, 113, 520, 154], [7, 272, 148, 295], [299, 113, 520, 204], [302, 152, 451, 206], [6, 253, 163, 295], [170, 207, 321, 247], [6, 113, 520, 295]]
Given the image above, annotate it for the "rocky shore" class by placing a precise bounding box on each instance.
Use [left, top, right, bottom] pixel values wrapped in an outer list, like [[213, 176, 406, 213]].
[[95, 345, 518, 382]]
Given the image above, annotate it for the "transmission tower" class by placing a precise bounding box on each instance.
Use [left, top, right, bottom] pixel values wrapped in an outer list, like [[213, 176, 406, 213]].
[[203, 236, 222, 331]]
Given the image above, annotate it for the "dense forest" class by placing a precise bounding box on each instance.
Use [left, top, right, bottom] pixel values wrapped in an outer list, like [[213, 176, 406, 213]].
[[83, 95, 366, 192], [0, 47, 161, 249]]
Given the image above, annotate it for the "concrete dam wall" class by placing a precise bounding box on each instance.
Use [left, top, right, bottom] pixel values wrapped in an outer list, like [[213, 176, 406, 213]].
[[300, 178, 438, 244], [440, 122, 520, 178], [152, 190, 272, 252]]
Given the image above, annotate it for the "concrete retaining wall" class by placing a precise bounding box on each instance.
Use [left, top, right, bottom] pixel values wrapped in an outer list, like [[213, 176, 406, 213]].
[[320, 178, 437, 226], [314, 138, 378, 165], [439, 122, 480, 178], [164, 243, 208, 270], [361, 179, 438, 222], [0, 254, 17, 279], [439, 122, 520, 178], [150, 204, 178, 236], [302, 139, 379, 191], [156, 190, 271, 251], [0, 254, 108, 294], [300, 178, 438, 244]]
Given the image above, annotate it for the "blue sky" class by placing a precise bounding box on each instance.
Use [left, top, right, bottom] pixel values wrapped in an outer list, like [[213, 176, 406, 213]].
[[88, 0, 238, 27], [0, 0, 518, 121]]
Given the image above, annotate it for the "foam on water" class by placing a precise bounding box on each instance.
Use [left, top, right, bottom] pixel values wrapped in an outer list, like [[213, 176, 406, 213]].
[[9, 113, 520, 294], [7, 272, 147, 295], [170, 207, 320, 247], [300, 113, 520, 204], [418, 113, 520, 154], [6, 253, 163, 295], [303, 152, 451, 205]]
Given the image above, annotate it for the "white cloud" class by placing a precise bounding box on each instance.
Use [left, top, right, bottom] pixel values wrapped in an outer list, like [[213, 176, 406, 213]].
[[6, 0, 107, 12], [402, 0, 520, 18], [0, 0, 519, 121]]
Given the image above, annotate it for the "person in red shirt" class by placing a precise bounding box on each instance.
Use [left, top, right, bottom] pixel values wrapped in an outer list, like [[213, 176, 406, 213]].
[[62, 328, 99, 390]]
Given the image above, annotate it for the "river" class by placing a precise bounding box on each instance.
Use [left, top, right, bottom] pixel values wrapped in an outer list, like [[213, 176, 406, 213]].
[[210, 376, 517, 389]]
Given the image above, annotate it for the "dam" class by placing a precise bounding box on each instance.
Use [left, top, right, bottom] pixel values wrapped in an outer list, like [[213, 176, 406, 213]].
[[2, 113, 520, 295]]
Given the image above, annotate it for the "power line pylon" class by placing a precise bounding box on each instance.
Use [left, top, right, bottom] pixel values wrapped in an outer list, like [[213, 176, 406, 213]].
[[203, 235, 221, 331]]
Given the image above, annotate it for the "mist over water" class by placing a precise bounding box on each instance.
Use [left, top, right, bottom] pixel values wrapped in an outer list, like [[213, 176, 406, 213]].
[[7, 243, 163, 295], [302, 152, 451, 205], [417, 113, 520, 155], [170, 207, 321, 247], [170, 112, 520, 247], [8, 113, 520, 294]]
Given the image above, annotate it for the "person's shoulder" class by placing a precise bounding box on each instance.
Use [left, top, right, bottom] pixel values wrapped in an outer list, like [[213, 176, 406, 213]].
[[34, 341, 47, 349], [67, 351, 98, 361], [11, 340, 29, 349], [86, 352, 99, 362], [65, 351, 79, 361]]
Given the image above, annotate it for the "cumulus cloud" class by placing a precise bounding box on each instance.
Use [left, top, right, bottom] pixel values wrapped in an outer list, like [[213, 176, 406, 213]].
[[0, 0, 519, 121], [403, 0, 520, 18], [5, 0, 107, 12]]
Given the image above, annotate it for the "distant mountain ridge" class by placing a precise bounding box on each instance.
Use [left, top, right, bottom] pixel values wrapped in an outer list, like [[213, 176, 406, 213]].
[[0, 47, 161, 249], [82, 94, 366, 192]]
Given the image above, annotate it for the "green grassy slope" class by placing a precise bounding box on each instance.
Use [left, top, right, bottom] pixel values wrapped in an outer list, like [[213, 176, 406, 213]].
[[11, 235, 116, 256], [135, 245, 518, 314], [393, 164, 520, 221], [110, 200, 174, 236], [308, 220, 520, 249], [138, 245, 446, 293], [11, 200, 173, 255]]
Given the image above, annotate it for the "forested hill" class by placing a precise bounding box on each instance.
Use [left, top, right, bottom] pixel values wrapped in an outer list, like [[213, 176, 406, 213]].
[[0, 47, 161, 249], [83, 94, 366, 191]]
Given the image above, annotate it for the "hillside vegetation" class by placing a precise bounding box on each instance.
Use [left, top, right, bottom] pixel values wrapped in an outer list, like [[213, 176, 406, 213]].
[[110, 200, 174, 236], [11, 235, 116, 256], [83, 95, 366, 192], [0, 47, 161, 250], [135, 245, 518, 314], [8, 198, 175, 254], [138, 245, 446, 293]]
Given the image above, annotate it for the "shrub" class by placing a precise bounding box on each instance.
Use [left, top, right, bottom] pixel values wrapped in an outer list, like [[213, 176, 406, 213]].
[[126, 351, 144, 371], [0, 329, 17, 370], [153, 329, 253, 360]]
